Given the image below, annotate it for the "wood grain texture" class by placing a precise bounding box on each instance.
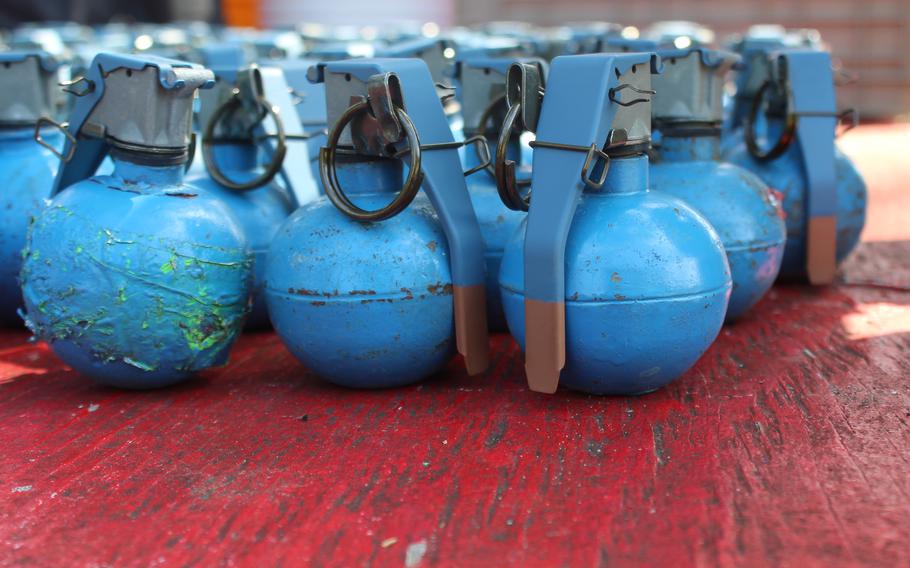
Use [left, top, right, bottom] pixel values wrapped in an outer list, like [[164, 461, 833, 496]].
[[0, 126, 908, 567]]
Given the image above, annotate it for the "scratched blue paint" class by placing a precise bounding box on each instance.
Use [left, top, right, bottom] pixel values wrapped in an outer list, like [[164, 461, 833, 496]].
[[186, 144, 294, 329], [650, 135, 786, 320], [0, 128, 61, 326], [20, 156, 253, 389], [499, 155, 732, 395], [264, 160, 456, 388], [724, 128, 867, 280]]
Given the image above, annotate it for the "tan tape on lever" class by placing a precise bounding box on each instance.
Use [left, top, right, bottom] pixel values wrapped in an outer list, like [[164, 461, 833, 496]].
[[524, 299, 565, 393], [454, 284, 490, 375], [807, 215, 838, 285]]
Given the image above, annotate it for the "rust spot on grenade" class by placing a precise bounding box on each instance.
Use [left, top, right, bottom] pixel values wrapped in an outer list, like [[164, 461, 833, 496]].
[[769, 188, 788, 220], [289, 287, 339, 297], [427, 283, 453, 296]]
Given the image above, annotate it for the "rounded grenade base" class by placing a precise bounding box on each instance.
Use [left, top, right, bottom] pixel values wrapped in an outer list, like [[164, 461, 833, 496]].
[[724, 137, 867, 281], [468, 177, 525, 332], [650, 159, 786, 321], [499, 189, 732, 395], [20, 166, 253, 389], [264, 194, 456, 389]]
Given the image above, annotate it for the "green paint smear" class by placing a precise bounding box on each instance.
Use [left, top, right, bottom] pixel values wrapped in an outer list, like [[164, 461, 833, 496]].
[[123, 357, 155, 372], [23, 204, 252, 371]]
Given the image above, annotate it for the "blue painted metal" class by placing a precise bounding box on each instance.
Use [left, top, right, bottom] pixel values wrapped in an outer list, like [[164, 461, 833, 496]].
[[0, 129, 63, 326], [454, 57, 541, 331], [187, 148, 292, 330], [272, 59, 328, 183], [187, 65, 303, 329], [498, 53, 731, 395], [265, 58, 489, 388], [20, 53, 253, 389], [255, 66, 324, 208], [0, 52, 65, 325], [649, 48, 786, 320], [726, 136, 866, 281], [186, 44, 251, 178], [723, 50, 867, 282], [651, 137, 784, 320]]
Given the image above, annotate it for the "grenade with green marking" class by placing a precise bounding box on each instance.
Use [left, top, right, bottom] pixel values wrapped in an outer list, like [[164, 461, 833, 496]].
[[20, 53, 253, 389]]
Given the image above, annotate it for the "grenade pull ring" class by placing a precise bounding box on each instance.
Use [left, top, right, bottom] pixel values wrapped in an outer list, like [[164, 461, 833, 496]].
[[744, 77, 796, 161], [320, 96, 424, 222], [198, 62, 325, 206], [202, 85, 288, 191], [474, 95, 530, 183], [455, 57, 547, 185], [494, 61, 545, 211], [320, 73, 494, 222]]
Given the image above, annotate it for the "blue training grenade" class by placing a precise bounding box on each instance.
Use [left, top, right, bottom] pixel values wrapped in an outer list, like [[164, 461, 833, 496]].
[[264, 58, 490, 388], [498, 53, 732, 395], [0, 52, 65, 325], [190, 62, 324, 329], [20, 53, 254, 388], [724, 49, 866, 283], [649, 47, 786, 320], [453, 57, 545, 331]]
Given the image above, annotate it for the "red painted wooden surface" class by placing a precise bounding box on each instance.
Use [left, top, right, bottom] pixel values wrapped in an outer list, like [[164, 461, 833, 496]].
[[1, 125, 909, 567]]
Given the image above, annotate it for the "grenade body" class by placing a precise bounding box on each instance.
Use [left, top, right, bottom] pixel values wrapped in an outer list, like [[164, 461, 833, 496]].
[[724, 131, 867, 279], [650, 136, 786, 320], [265, 161, 456, 388], [464, 138, 525, 331], [500, 155, 732, 395], [21, 157, 253, 388], [0, 128, 61, 325], [187, 145, 294, 329]]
